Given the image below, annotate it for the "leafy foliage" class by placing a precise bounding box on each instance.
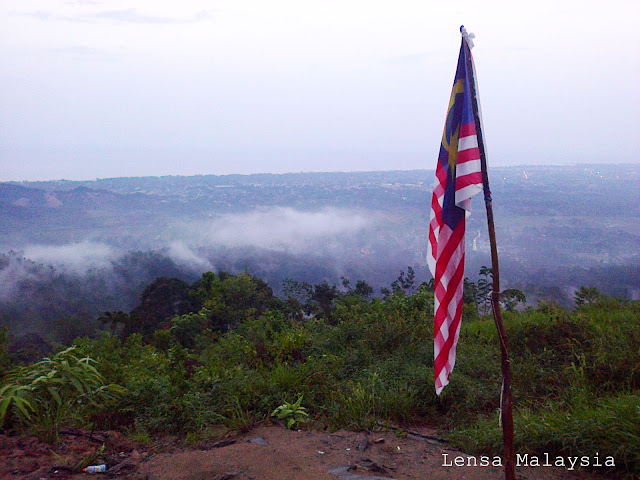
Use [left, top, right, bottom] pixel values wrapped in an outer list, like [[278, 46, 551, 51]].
[[271, 395, 309, 430], [0, 346, 124, 442]]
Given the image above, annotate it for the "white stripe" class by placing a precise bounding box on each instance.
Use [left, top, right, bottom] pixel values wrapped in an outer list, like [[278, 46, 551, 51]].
[[427, 249, 436, 277], [436, 370, 448, 393], [455, 159, 481, 178], [437, 322, 449, 343], [447, 287, 462, 320], [457, 135, 478, 151], [455, 184, 483, 209]]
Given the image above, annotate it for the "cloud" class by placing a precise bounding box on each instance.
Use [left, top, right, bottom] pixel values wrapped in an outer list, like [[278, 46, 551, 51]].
[[167, 242, 212, 272], [83, 8, 212, 24], [19, 10, 55, 21], [0, 255, 53, 301], [50, 45, 117, 61], [382, 51, 439, 65], [199, 207, 378, 254], [18, 8, 213, 24], [23, 241, 117, 274]]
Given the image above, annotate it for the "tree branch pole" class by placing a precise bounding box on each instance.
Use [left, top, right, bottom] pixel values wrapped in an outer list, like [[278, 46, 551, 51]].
[[464, 39, 517, 480]]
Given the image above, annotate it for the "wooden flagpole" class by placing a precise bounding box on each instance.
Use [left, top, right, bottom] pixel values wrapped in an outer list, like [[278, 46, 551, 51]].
[[462, 28, 517, 480]]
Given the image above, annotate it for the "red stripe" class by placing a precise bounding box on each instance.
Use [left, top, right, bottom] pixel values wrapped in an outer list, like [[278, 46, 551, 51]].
[[459, 122, 476, 137], [435, 163, 448, 186], [455, 172, 483, 190], [456, 147, 480, 164]]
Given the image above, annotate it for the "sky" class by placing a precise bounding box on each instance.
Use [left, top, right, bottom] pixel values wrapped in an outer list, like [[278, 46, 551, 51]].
[[1, 0, 639, 181]]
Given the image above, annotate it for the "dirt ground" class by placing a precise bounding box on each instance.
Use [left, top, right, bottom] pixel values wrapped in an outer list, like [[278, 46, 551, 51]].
[[0, 424, 610, 480]]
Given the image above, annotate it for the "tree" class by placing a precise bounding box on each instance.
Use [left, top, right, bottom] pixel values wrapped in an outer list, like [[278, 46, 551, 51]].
[[312, 281, 339, 319], [463, 277, 478, 307], [574, 286, 602, 308], [339, 277, 374, 300], [193, 271, 275, 331], [353, 280, 374, 300], [170, 310, 210, 349], [129, 277, 199, 336], [500, 289, 526, 311], [476, 266, 493, 315], [98, 311, 129, 336], [391, 267, 416, 295], [422, 278, 435, 292], [282, 279, 314, 316]]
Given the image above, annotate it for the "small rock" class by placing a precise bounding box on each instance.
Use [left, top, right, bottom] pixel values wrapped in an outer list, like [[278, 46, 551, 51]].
[[213, 473, 241, 480], [249, 437, 269, 446], [357, 439, 371, 451], [109, 459, 136, 474], [367, 462, 388, 474], [328, 465, 398, 480], [211, 439, 236, 448]]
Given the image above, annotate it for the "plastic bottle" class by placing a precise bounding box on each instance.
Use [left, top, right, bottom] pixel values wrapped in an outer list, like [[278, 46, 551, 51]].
[[83, 464, 107, 473]]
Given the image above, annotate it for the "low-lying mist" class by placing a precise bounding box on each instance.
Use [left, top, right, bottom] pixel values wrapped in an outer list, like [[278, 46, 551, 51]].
[[22, 241, 118, 274], [0, 206, 412, 338], [202, 207, 377, 252]]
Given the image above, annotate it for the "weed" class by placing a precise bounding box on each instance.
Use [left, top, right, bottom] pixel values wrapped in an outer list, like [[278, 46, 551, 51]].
[[272, 395, 309, 430]]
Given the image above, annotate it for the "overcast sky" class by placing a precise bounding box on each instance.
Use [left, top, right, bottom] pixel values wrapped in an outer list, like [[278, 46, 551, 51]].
[[1, 0, 639, 181]]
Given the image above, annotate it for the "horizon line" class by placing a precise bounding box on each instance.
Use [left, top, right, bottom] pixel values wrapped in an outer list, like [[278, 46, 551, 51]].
[[4, 162, 637, 184]]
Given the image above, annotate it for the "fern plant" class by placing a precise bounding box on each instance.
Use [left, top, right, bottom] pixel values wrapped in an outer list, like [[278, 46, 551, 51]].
[[271, 395, 309, 430]]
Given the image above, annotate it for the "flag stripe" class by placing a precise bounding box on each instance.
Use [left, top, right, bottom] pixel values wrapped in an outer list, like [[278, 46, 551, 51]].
[[455, 159, 481, 178], [457, 135, 478, 151]]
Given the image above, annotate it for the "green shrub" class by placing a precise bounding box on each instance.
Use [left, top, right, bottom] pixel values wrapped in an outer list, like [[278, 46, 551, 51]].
[[0, 346, 123, 442]]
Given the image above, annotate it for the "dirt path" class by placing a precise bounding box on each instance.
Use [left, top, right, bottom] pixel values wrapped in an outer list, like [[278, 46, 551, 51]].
[[1, 425, 608, 480], [133, 426, 603, 480]]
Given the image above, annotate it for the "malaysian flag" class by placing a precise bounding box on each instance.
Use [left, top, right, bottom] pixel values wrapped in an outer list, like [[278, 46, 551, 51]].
[[427, 28, 485, 395]]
